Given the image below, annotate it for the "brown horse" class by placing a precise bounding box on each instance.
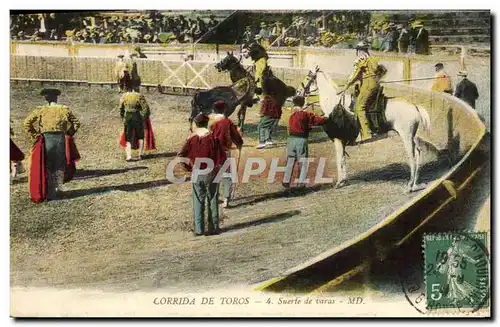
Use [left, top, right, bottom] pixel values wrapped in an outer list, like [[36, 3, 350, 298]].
[[215, 52, 296, 131]]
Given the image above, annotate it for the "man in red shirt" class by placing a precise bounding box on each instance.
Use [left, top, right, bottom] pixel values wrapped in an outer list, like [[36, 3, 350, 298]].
[[284, 95, 326, 188], [256, 94, 282, 149], [178, 113, 227, 236], [209, 100, 243, 208]]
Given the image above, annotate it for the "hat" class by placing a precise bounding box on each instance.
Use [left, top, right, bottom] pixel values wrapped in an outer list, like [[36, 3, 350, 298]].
[[388, 22, 396, 28], [458, 70, 468, 77], [193, 113, 209, 124], [143, 34, 151, 40], [413, 20, 424, 28], [435, 63, 444, 69], [260, 22, 267, 27], [355, 41, 370, 51], [40, 88, 61, 97], [214, 100, 227, 111], [117, 54, 125, 58]]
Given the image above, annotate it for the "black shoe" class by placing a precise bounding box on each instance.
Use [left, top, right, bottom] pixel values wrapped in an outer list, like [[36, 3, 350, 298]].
[[193, 232, 204, 237], [206, 229, 221, 236]]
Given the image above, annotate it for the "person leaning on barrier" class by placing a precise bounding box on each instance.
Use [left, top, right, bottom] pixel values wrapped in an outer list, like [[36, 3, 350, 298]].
[[431, 63, 453, 95], [454, 71, 479, 109], [23, 88, 81, 202], [177, 113, 227, 236], [115, 54, 132, 93]]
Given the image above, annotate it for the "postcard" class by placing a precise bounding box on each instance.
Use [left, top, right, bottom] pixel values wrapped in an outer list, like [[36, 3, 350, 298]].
[[9, 9, 491, 318]]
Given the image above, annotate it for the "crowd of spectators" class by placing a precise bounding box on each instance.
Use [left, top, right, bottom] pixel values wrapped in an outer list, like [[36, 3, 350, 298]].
[[10, 12, 429, 54], [10, 12, 219, 44], [241, 13, 370, 48], [244, 15, 430, 55]]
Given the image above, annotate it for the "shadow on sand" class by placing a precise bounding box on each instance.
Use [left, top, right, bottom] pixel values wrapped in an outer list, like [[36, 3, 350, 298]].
[[62, 179, 172, 200], [221, 209, 301, 233]]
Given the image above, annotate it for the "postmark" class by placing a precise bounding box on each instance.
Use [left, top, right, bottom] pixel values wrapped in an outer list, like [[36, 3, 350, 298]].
[[401, 231, 490, 315]]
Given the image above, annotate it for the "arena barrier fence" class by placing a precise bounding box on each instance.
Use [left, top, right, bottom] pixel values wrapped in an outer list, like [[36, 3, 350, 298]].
[[10, 41, 491, 127]]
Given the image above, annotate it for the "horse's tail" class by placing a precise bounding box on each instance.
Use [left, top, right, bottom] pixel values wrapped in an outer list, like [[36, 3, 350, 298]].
[[416, 105, 431, 134]]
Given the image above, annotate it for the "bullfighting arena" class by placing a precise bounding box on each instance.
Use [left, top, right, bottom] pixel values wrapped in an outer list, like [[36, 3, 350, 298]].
[[9, 43, 490, 303], [10, 83, 465, 293]]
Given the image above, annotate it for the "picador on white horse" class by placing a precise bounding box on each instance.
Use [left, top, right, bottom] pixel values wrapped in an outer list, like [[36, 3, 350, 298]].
[[299, 41, 432, 193], [338, 41, 387, 143]]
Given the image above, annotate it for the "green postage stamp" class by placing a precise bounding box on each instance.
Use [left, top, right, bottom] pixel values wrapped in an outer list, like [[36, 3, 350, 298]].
[[423, 232, 490, 312]]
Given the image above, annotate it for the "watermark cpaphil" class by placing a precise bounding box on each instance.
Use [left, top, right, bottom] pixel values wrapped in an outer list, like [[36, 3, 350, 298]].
[[165, 156, 334, 184]]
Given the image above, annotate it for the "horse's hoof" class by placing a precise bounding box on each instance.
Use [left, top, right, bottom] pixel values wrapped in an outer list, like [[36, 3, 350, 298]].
[[411, 183, 427, 192], [406, 183, 427, 193]]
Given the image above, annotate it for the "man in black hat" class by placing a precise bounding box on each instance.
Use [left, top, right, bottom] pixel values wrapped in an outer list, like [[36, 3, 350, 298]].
[[23, 88, 81, 201], [454, 71, 479, 109], [413, 20, 429, 55]]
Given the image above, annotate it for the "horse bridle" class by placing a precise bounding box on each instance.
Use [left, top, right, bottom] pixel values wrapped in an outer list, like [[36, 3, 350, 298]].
[[301, 66, 321, 96]]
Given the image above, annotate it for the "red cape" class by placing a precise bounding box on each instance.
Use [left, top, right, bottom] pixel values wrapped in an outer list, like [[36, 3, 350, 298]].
[[29, 135, 81, 203], [64, 135, 81, 183], [119, 118, 156, 151], [28, 135, 47, 203]]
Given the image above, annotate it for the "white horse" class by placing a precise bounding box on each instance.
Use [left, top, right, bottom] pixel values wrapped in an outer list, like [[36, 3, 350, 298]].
[[302, 67, 432, 193]]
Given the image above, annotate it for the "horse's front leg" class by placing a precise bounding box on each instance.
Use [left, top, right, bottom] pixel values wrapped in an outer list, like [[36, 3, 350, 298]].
[[237, 104, 247, 134], [334, 138, 348, 188], [410, 136, 427, 192], [400, 128, 418, 192]]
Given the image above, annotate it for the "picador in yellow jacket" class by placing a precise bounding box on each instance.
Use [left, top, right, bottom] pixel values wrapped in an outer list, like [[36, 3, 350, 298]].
[[241, 41, 269, 101], [119, 80, 151, 161], [339, 41, 385, 142]]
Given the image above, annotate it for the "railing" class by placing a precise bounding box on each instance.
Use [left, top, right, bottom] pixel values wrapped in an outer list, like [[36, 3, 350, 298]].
[[10, 45, 491, 130]]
